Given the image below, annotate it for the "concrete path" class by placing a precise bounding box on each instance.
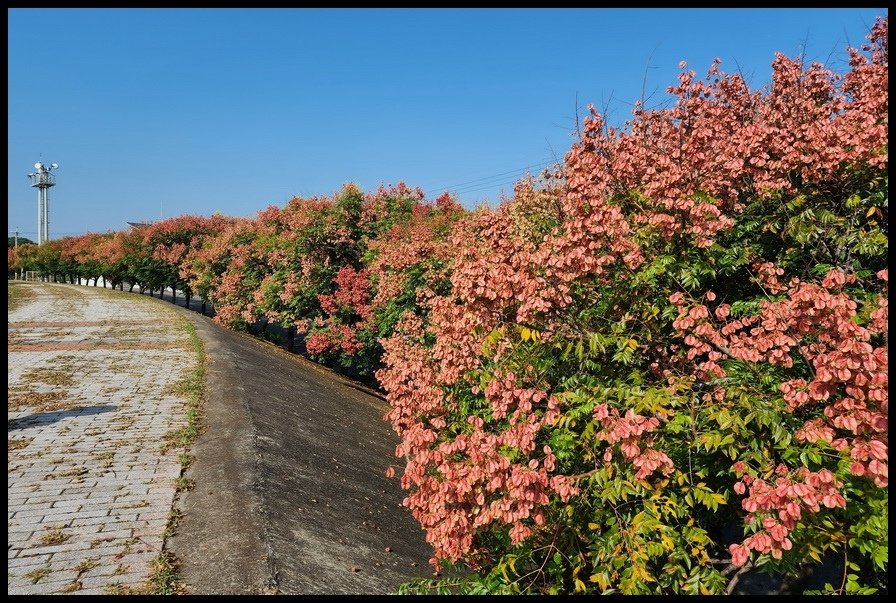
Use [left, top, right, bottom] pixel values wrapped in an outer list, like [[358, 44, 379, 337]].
[[166, 299, 435, 594], [8, 283, 197, 595]]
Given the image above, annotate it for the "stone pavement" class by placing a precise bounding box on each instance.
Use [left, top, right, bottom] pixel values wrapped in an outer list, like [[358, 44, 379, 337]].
[[8, 283, 198, 595]]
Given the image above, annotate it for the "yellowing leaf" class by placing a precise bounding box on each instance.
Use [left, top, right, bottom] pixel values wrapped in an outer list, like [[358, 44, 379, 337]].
[[590, 572, 611, 591]]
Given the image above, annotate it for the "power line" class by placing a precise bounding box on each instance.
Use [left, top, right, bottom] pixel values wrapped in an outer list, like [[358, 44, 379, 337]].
[[10, 230, 86, 237], [11, 160, 563, 235], [424, 159, 556, 198], [442, 177, 529, 197]]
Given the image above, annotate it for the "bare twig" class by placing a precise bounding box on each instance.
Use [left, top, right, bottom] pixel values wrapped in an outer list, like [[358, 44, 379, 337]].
[[726, 561, 753, 595]]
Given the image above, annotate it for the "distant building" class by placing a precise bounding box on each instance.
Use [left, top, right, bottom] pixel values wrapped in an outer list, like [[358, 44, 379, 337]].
[[126, 221, 153, 230]]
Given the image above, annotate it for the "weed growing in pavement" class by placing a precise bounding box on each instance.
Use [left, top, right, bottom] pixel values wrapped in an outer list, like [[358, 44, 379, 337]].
[[24, 564, 51, 584], [39, 526, 71, 546], [174, 476, 195, 492], [8, 437, 32, 451], [74, 558, 100, 574], [147, 551, 186, 595]]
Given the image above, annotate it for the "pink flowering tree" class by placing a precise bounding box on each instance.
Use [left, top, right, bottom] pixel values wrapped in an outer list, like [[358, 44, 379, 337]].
[[139, 214, 232, 301], [251, 183, 461, 376], [255, 186, 371, 355], [182, 212, 277, 328], [385, 18, 887, 595]]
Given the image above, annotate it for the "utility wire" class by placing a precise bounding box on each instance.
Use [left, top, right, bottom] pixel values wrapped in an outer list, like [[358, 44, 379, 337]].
[[424, 159, 556, 197]]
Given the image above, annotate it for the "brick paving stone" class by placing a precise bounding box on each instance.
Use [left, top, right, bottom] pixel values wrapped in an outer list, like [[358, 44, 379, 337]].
[[8, 283, 198, 594]]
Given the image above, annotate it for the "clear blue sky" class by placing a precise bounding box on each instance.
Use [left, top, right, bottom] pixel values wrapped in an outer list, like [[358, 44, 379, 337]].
[[7, 8, 886, 239]]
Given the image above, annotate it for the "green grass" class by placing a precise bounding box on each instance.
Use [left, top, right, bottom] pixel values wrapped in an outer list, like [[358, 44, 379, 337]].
[[174, 476, 195, 492], [157, 315, 206, 594], [147, 551, 185, 595], [162, 317, 205, 451]]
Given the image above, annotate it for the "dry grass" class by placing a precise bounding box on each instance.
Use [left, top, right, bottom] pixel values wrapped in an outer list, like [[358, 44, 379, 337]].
[[22, 367, 75, 388], [24, 564, 52, 584], [8, 283, 36, 312], [61, 580, 83, 593], [39, 526, 71, 546], [74, 558, 99, 575], [55, 466, 89, 478], [8, 389, 71, 411], [8, 437, 32, 452]]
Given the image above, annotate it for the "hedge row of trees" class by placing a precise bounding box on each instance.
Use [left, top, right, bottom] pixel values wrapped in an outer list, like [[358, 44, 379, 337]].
[[9, 18, 887, 594]]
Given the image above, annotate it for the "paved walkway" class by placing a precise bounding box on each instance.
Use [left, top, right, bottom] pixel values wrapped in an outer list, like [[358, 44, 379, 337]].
[[8, 283, 197, 595]]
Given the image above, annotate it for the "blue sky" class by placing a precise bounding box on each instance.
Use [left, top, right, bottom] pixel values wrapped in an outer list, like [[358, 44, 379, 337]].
[[7, 8, 886, 239]]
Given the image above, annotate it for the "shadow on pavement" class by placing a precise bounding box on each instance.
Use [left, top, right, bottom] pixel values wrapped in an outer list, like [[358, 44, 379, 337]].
[[8, 404, 117, 431]]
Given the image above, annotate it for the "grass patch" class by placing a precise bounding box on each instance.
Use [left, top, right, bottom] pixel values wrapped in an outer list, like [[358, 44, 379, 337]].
[[174, 476, 195, 492], [162, 318, 205, 452], [8, 385, 81, 413], [55, 466, 88, 478], [8, 283, 36, 313], [164, 507, 185, 540], [112, 563, 129, 576], [8, 389, 69, 411], [147, 551, 186, 595], [24, 564, 52, 584], [156, 316, 205, 594], [177, 451, 194, 469], [39, 526, 71, 546], [21, 367, 74, 388], [74, 558, 100, 574], [121, 500, 150, 509], [61, 579, 83, 592], [8, 437, 32, 452], [104, 582, 136, 595]]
